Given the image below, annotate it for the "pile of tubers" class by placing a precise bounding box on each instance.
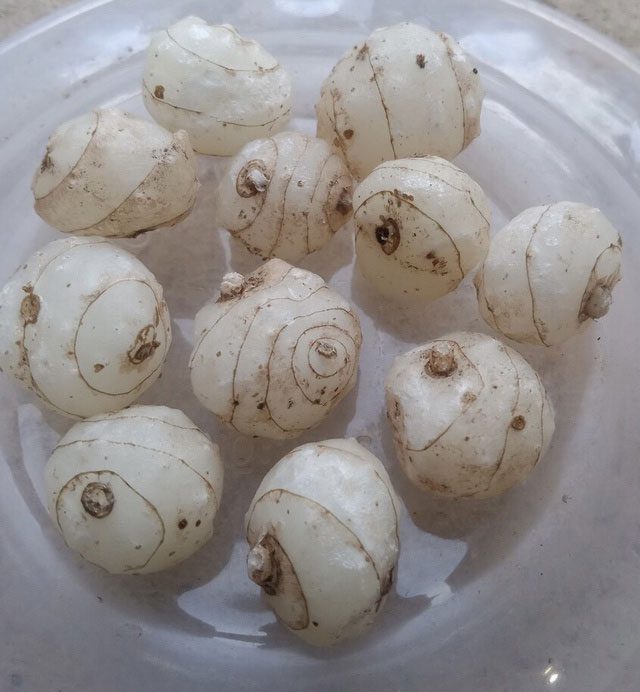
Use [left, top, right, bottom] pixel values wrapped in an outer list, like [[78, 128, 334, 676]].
[[0, 16, 623, 648]]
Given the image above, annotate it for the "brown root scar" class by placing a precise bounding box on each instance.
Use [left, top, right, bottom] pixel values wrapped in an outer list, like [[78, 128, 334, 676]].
[[336, 187, 352, 216], [81, 482, 115, 518], [20, 291, 41, 325], [511, 415, 526, 430], [425, 344, 457, 378], [236, 160, 270, 198], [40, 149, 54, 173], [246, 532, 309, 630], [375, 217, 400, 255], [127, 325, 160, 365], [315, 341, 337, 358]]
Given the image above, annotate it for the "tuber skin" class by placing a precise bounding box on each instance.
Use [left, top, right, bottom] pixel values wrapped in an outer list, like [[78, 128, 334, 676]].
[[32, 108, 199, 237], [0, 237, 171, 418], [353, 156, 491, 302], [475, 202, 623, 346], [316, 22, 484, 179], [189, 259, 362, 439], [385, 332, 555, 499], [214, 131, 354, 263], [143, 16, 292, 155], [245, 438, 400, 646], [45, 406, 224, 574]]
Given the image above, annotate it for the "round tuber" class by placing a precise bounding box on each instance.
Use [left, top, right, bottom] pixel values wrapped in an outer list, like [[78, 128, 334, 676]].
[[189, 259, 362, 439], [143, 17, 292, 155], [32, 108, 198, 237], [316, 22, 483, 179], [214, 131, 353, 263], [45, 405, 224, 574], [385, 332, 555, 498], [0, 237, 171, 418], [245, 438, 400, 646], [475, 202, 623, 346], [353, 156, 490, 301]]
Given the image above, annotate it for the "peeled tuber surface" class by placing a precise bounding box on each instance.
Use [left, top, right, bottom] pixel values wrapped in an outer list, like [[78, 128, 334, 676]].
[[189, 259, 362, 439], [475, 201, 623, 346], [354, 156, 490, 302], [143, 17, 292, 155], [245, 438, 400, 646], [385, 332, 555, 499], [214, 131, 353, 263], [32, 108, 199, 237], [45, 406, 224, 574], [0, 236, 171, 418], [316, 22, 483, 179]]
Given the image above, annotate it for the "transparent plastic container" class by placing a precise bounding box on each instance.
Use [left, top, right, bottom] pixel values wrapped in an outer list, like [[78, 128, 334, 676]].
[[1, 1, 639, 690]]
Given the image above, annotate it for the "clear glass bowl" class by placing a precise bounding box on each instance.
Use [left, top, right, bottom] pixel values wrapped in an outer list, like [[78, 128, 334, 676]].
[[1, 1, 639, 690]]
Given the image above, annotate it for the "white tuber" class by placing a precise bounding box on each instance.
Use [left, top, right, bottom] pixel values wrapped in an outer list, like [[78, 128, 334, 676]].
[[45, 406, 224, 574], [0, 237, 171, 418], [316, 22, 483, 179], [189, 259, 362, 439], [245, 438, 400, 646], [214, 131, 353, 263], [475, 202, 623, 346], [353, 156, 490, 301], [32, 108, 198, 237], [143, 17, 292, 155], [385, 332, 555, 499]]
